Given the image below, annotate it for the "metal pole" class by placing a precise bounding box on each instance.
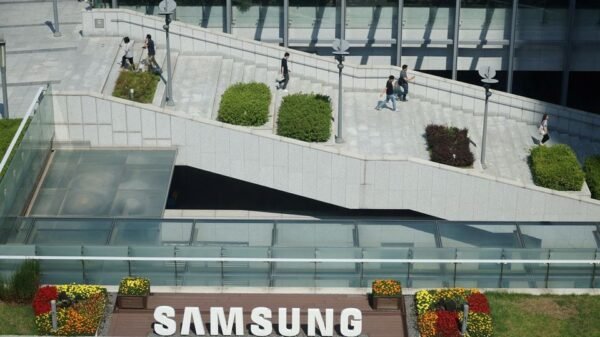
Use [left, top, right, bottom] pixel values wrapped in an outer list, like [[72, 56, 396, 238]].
[[340, 0, 346, 40], [481, 84, 491, 168], [396, 0, 404, 66], [165, 15, 175, 106], [225, 0, 232, 34], [112, 0, 118, 9], [461, 304, 469, 335], [51, 300, 58, 331], [0, 36, 8, 119], [336, 60, 344, 143], [507, 0, 519, 93], [452, 0, 460, 80], [560, 0, 576, 106], [283, 0, 289, 47], [52, 0, 61, 37]]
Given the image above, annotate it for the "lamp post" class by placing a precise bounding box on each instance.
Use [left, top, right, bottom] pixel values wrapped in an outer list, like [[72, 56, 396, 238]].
[[159, 0, 177, 106], [332, 39, 349, 144], [52, 0, 61, 37], [0, 35, 8, 119], [478, 66, 498, 169]]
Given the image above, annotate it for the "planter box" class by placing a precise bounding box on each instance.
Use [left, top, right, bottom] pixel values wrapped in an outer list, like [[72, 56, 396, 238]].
[[117, 295, 148, 309], [372, 294, 402, 311]]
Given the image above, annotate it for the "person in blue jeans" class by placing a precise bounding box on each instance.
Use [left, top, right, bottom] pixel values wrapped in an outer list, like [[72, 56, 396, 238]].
[[375, 75, 397, 111], [398, 64, 415, 101]]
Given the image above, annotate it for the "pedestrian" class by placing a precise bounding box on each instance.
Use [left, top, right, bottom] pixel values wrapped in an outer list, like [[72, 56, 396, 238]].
[[539, 114, 550, 145], [142, 34, 160, 73], [398, 64, 415, 101], [120, 37, 135, 70], [276, 52, 290, 92], [375, 75, 397, 111]]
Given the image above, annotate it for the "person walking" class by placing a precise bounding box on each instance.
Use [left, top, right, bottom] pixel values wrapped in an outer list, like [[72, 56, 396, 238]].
[[120, 37, 135, 70], [539, 114, 550, 145], [276, 52, 290, 92], [398, 64, 415, 101], [375, 75, 397, 111], [142, 34, 160, 73]]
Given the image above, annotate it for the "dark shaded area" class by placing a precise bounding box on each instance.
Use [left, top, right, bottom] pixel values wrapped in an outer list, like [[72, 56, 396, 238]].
[[167, 166, 433, 218], [567, 71, 600, 114], [512, 71, 562, 105], [457, 70, 508, 92]]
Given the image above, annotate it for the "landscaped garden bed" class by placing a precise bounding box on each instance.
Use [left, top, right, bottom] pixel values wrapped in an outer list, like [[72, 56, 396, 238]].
[[425, 124, 474, 167], [371, 279, 403, 310], [415, 288, 492, 337], [33, 284, 107, 335], [113, 71, 160, 104], [277, 93, 332, 142], [529, 144, 584, 191], [584, 155, 600, 199], [0, 118, 26, 179], [116, 276, 150, 309], [217, 82, 271, 126]]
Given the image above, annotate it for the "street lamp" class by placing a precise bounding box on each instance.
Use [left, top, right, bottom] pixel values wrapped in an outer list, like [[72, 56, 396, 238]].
[[332, 39, 349, 144], [478, 65, 498, 169], [159, 0, 177, 106], [0, 34, 8, 119], [52, 0, 61, 37]]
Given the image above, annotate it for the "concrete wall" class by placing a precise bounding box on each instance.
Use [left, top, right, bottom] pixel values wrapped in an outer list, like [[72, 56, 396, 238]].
[[82, 9, 600, 143], [51, 91, 600, 221]]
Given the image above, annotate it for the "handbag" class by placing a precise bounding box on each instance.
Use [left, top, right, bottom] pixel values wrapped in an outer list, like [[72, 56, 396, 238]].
[[538, 125, 545, 135]]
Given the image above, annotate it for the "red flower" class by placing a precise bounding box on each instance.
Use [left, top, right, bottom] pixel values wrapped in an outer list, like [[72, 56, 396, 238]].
[[32, 286, 58, 315], [436, 310, 460, 337], [467, 292, 490, 314]]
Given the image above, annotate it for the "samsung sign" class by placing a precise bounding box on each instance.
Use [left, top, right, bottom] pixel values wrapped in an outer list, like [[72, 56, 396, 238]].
[[154, 306, 363, 337]]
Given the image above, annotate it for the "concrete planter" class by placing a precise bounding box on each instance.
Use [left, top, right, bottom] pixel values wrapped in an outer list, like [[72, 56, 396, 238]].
[[371, 294, 403, 311]]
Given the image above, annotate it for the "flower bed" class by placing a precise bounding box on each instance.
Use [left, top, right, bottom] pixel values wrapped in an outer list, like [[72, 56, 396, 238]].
[[415, 288, 493, 337], [372, 279, 402, 296], [425, 124, 474, 167], [113, 71, 160, 104], [584, 155, 600, 200], [530, 144, 584, 191], [217, 82, 271, 126], [33, 284, 107, 336], [276, 93, 332, 142]]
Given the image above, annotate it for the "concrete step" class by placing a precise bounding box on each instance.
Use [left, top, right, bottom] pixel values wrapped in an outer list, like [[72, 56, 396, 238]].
[[153, 50, 180, 107], [242, 64, 256, 83], [230, 61, 245, 84], [211, 58, 234, 120]]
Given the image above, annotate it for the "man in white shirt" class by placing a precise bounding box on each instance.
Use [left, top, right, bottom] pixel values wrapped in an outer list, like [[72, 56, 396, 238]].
[[120, 37, 135, 70]]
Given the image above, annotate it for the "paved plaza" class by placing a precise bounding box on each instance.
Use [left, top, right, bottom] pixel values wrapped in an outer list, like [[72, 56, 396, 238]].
[[2, 0, 600, 190]]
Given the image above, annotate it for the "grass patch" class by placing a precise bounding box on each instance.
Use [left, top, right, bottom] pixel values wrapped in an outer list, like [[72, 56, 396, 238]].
[[487, 292, 600, 337], [425, 124, 474, 167], [217, 82, 271, 126], [113, 70, 160, 104], [584, 155, 600, 199], [276, 93, 332, 142], [0, 302, 36, 335], [529, 144, 584, 191]]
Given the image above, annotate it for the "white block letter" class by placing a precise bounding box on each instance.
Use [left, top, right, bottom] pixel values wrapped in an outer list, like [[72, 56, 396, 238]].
[[278, 308, 300, 337], [153, 306, 176, 336], [181, 307, 205, 335], [340, 308, 362, 337], [250, 307, 272, 336], [210, 307, 244, 335], [307, 308, 333, 336]]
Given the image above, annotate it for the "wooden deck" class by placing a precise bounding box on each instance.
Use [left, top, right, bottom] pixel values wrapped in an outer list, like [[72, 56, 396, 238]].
[[108, 293, 407, 337]]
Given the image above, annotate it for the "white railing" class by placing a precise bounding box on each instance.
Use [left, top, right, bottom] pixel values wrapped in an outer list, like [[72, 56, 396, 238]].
[[0, 86, 45, 174]]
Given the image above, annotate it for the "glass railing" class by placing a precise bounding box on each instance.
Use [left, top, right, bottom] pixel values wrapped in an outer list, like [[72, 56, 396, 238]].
[[0, 86, 54, 241], [0, 218, 598, 288]]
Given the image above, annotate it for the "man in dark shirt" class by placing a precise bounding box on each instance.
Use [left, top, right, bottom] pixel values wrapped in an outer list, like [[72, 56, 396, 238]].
[[375, 75, 397, 111], [143, 34, 160, 73], [276, 52, 290, 92]]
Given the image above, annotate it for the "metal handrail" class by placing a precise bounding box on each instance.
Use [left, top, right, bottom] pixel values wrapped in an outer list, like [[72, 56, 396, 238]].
[[0, 86, 45, 174], [0, 255, 598, 264]]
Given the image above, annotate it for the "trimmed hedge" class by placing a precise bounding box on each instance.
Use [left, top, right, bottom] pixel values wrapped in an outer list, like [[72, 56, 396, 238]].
[[425, 124, 474, 167], [113, 70, 160, 104], [218, 82, 271, 126], [584, 155, 600, 199], [530, 144, 584, 191], [277, 93, 331, 142]]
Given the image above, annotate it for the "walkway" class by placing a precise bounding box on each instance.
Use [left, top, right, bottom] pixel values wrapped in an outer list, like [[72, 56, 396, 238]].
[[108, 293, 406, 337]]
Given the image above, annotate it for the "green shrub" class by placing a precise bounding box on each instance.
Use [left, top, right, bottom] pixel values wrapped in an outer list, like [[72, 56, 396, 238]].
[[113, 70, 160, 104], [218, 82, 271, 126], [425, 124, 474, 167], [0, 118, 26, 180], [276, 93, 332, 142], [584, 155, 600, 199], [530, 144, 584, 191], [0, 260, 40, 303]]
